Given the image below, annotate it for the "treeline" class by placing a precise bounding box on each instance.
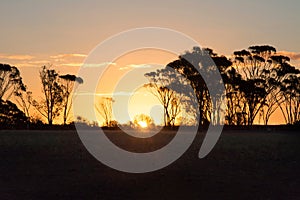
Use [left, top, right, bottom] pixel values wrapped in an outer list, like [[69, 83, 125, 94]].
[[0, 64, 83, 129], [145, 45, 300, 127], [0, 44, 299, 129]]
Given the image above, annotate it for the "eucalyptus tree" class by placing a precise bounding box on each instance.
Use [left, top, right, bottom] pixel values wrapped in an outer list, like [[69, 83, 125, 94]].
[[33, 65, 63, 125], [204, 48, 233, 125], [95, 97, 114, 127], [145, 67, 195, 127], [167, 47, 213, 126], [232, 45, 281, 125], [59, 74, 83, 125], [0, 63, 28, 127], [14, 89, 32, 119], [0, 63, 25, 100], [279, 74, 300, 124], [145, 68, 179, 126]]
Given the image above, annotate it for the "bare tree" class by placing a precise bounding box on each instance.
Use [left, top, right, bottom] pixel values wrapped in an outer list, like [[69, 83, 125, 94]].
[[59, 74, 83, 125], [95, 97, 114, 127], [33, 65, 63, 125]]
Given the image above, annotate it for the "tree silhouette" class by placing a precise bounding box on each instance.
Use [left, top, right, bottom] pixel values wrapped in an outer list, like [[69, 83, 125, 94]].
[[0, 63, 28, 128], [279, 74, 300, 124], [0, 63, 25, 100], [167, 47, 224, 126], [95, 97, 114, 127], [145, 69, 176, 126], [144, 68, 193, 127], [232, 45, 300, 125], [232, 45, 276, 125], [59, 74, 83, 125], [0, 99, 28, 129], [146, 45, 300, 127], [33, 65, 63, 125], [205, 48, 232, 125], [14, 89, 32, 127]]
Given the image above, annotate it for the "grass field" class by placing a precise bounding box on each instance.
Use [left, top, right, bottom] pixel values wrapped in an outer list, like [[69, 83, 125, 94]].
[[0, 129, 299, 200]]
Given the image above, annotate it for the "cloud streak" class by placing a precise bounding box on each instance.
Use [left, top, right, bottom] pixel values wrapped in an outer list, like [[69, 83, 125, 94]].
[[119, 64, 152, 70], [278, 51, 300, 61], [81, 62, 116, 68], [0, 54, 34, 60], [74, 91, 137, 96], [61, 63, 83, 67], [50, 53, 87, 59]]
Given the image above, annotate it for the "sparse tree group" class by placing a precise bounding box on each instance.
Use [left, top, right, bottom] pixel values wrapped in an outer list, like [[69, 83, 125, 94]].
[[0, 44, 299, 129], [0, 64, 83, 128], [146, 45, 300, 126]]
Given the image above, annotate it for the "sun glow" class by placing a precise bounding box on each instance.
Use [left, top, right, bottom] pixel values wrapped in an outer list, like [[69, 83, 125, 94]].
[[138, 121, 148, 128]]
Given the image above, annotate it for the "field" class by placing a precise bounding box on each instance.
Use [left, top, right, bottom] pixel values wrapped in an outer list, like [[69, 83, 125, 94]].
[[0, 129, 299, 200]]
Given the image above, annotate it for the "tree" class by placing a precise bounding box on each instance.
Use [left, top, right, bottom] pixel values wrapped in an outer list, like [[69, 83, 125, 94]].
[[167, 47, 223, 126], [33, 65, 63, 125], [279, 74, 300, 124], [0, 63, 25, 100], [14, 89, 32, 125], [95, 97, 114, 127], [169, 98, 181, 126], [0, 99, 28, 129], [258, 56, 298, 125], [59, 74, 83, 125], [0, 63, 28, 128], [232, 45, 300, 125], [145, 68, 190, 127], [205, 48, 233, 125], [232, 45, 276, 125]]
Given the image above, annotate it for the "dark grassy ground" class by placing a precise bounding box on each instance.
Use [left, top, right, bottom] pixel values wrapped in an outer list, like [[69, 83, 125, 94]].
[[0, 129, 299, 200]]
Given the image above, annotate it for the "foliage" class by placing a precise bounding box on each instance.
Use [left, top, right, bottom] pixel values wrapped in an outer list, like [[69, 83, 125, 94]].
[[95, 97, 115, 127], [152, 45, 300, 127], [0, 99, 28, 129], [32, 65, 63, 125], [166, 47, 224, 126], [145, 68, 186, 126], [59, 74, 83, 125], [0, 63, 25, 100]]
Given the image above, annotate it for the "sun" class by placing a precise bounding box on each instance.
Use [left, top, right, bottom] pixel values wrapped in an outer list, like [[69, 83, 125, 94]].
[[138, 121, 148, 128]]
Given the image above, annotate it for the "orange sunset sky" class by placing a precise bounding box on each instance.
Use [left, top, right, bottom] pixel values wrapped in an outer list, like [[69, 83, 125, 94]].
[[1, 0, 300, 125]]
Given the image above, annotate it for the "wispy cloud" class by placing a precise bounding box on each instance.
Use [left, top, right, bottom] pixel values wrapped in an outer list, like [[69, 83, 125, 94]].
[[119, 64, 152, 70], [119, 66, 130, 70], [13, 63, 38, 68], [0, 54, 34, 60], [61, 63, 83, 67], [28, 60, 50, 65], [49, 53, 86, 63], [50, 53, 87, 59], [278, 51, 300, 61], [74, 91, 137, 96], [128, 64, 152, 68], [61, 62, 117, 68], [81, 62, 116, 68], [96, 91, 136, 96]]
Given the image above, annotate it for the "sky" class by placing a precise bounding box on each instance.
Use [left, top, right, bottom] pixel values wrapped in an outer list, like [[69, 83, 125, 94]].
[[1, 0, 300, 125]]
